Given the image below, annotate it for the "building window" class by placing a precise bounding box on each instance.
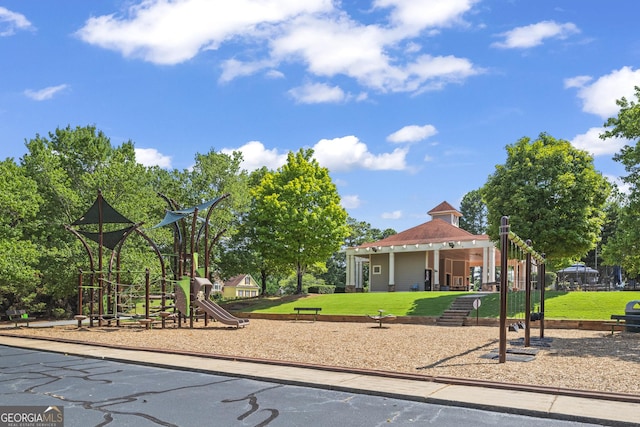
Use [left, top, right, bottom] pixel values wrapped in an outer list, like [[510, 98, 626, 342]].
[[372, 265, 382, 275], [245, 276, 250, 284]]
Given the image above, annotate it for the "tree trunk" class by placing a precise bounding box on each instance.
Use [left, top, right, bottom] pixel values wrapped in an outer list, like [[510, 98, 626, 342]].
[[260, 269, 267, 295], [296, 268, 303, 294]]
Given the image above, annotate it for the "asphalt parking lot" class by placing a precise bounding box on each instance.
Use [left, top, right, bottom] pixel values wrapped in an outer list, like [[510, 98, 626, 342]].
[[0, 344, 603, 427]]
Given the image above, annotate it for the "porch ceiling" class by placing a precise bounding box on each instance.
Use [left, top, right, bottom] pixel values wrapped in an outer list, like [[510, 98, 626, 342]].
[[446, 248, 484, 264]]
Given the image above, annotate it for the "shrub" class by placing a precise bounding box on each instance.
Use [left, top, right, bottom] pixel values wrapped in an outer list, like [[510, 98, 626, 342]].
[[307, 285, 336, 294], [52, 308, 67, 319]]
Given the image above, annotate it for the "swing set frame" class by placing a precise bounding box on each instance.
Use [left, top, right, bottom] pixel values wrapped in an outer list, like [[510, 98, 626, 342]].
[[498, 216, 546, 363]]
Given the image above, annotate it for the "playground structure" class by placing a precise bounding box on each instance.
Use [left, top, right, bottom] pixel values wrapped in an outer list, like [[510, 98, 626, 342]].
[[154, 192, 248, 328], [498, 216, 546, 363], [67, 190, 248, 329]]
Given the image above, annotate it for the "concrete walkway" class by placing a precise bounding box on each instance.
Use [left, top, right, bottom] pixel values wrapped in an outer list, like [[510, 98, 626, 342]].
[[0, 335, 637, 426]]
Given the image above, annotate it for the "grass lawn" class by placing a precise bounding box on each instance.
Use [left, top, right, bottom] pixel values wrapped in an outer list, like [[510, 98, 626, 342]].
[[233, 291, 640, 320]]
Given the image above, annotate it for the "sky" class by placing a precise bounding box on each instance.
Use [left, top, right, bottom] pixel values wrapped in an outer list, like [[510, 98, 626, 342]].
[[1, 1, 638, 232]]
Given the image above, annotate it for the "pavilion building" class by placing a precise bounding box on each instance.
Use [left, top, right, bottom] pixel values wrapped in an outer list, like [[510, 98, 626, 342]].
[[345, 201, 498, 292]]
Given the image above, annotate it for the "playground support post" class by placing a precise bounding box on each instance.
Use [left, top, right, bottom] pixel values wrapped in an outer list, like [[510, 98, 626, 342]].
[[90, 271, 96, 327], [540, 255, 546, 338], [190, 208, 198, 328], [525, 241, 532, 347], [499, 216, 509, 363], [77, 269, 83, 318], [145, 268, 150, 321]]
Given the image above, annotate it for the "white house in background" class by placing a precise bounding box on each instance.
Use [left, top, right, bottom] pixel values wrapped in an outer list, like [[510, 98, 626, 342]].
[[222, 274, 260, 299], [345, 201, 498, 292]]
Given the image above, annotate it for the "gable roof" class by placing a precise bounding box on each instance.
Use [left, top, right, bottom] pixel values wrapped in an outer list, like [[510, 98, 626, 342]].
[[427, 201, 461, 217], [358, 218, 488, 248], [223, 274, 258, 288]]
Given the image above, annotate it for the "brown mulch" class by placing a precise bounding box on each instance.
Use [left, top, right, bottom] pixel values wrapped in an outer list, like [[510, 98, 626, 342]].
[[2, 319, 639, 395]]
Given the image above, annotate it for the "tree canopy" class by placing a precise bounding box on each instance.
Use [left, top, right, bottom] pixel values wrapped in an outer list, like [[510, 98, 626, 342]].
[[601, 86, 640, 188], [0, 125, 250, 314], [482, 133, 610, 262], [0, 159, 42, 309], [251, 149, 349, 293], [600, 86, 640, 276], [459, 189, 487, 235]]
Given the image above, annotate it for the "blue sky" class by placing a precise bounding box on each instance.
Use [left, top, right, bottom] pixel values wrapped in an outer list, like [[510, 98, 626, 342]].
[[1, 1, 638, 232]]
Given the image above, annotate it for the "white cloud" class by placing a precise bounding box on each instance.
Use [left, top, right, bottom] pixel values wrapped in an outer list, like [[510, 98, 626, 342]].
[[76, 0, 332, 65], [341, 194, 361, 209], [374, 0, 477, 34], [563, 75, 592, 89], [219, 59, 274, 83], [272, 15, 398, 89], [224, 135, 410, 173], [265, 69, 285, 79], [381, 210, 402, 219], [570, 127, 627, 157], [273, 15, 480, 93], [387, 124, 437, 143], [76, 0, 481, 95], [0, 7, 33, 36], [24, 84, 68, 101], [492, 20, 579, 49], [288, 82, 347, 104], [568, 66, 640, 119], [313, 135, 408, 172], [222, 140, 288, 171], [404, 54, 478, 92], [135, 148, 172, 168]]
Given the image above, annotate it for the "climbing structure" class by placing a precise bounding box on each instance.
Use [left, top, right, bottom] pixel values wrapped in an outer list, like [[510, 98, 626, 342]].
[[154, 193, 247, 328], [66, 190, 166, 327]]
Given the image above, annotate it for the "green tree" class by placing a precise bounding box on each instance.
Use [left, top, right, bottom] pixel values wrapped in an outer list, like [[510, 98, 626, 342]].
[[0, 159, 43, 309], [20, 125, 161, 313], [218, 167, 290, 295], [482, 133, 610, 262], [595, 187, 628, 275], [173, 149, 249, 232], [601, 86, 640, 189], [252, 149, 349, 294], [459, 189, 487, 234], [159, 149, 251, 278], [599, 86, 640, 276]]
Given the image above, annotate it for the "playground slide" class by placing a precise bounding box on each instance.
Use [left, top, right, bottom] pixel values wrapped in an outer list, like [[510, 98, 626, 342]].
[[194, 298, 249, 328]]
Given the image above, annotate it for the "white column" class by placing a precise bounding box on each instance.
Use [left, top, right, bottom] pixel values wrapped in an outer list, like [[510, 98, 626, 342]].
[[388, 251, 395, 286], [433, 249, 440, 286], [488, 246, 496, 283], [483, 247, 488, 285], [346, 253, 353, 287]]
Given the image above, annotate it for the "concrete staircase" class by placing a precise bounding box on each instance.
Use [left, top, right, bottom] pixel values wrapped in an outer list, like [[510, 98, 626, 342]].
[[436, 295, 478, 326]]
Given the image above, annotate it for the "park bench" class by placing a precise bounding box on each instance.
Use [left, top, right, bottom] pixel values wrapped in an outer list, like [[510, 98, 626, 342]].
[[603, 314, 640, 335], [293, 307, 321, 321], [6, 309, 34, 327]]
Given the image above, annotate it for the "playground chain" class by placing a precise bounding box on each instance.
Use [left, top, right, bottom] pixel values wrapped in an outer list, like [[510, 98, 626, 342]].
[[2, 319, 639, 396]]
